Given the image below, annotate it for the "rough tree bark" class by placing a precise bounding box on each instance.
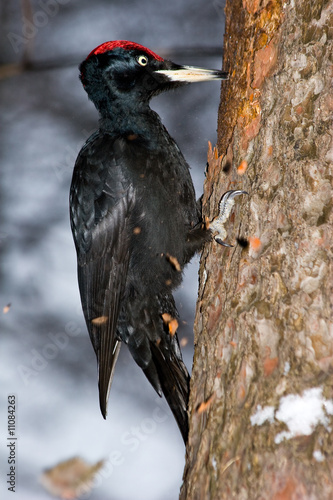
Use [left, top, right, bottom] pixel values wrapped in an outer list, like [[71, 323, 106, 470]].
[[181, 0, 333, 498]]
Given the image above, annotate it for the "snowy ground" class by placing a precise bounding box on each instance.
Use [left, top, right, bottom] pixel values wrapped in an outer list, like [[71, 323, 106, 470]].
[[0, 1, 225, 499]]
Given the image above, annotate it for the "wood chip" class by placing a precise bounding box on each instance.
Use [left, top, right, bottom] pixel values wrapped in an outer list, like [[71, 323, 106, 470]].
[[196, 393, 216, 414], [162, 313, 172, 324], [161, 313, 179, 336], [166, 253, 181, 272], [91, 316, 108, 325], [3, 303, 11, 314], [249, 236, 262, 251], [40, 456, 104, 499], [168, 319, 178, 336], [237, 160, 248, 175]]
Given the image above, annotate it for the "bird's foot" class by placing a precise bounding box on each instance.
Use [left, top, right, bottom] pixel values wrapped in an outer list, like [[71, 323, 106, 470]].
[[209, 190, 248, 247]]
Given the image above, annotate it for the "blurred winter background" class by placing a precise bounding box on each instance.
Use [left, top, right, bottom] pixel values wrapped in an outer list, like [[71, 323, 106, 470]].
[[0, 1, 226, 499]]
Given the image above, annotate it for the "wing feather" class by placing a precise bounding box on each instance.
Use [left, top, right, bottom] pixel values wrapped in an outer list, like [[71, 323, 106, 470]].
[[70, 133, 134, 417]]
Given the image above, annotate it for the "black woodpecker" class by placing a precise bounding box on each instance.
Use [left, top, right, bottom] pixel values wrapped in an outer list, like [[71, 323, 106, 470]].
[[70, 40, 245, 443]]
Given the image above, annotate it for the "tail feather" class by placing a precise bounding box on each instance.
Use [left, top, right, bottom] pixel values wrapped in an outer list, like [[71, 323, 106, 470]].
[[128, 330, 190, 442], [123, 293, 190, 442], [150, 340, 190, 443], [142, 359, 163, 397]]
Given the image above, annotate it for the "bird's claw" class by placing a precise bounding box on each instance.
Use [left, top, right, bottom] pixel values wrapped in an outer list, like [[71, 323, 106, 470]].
[[209, 190, 248, 246], [215, 238, 234, 248]]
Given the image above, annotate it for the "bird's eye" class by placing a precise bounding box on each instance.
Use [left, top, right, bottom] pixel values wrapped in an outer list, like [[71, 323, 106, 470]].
[[137, 55, 148, 66]]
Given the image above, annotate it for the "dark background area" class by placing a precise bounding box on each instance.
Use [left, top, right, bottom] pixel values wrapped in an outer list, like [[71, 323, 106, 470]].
[[0, 1, 225, 498]]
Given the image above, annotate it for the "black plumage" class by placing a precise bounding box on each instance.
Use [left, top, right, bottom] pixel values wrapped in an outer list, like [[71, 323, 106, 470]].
[[69, 41, 229, 442]]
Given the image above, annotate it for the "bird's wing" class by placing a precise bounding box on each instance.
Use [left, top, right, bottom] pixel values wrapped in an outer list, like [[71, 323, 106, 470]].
[[70, 133, 134, 417]]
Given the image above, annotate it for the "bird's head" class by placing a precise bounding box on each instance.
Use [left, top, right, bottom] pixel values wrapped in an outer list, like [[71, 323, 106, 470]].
[[80, 40, 228, 116]]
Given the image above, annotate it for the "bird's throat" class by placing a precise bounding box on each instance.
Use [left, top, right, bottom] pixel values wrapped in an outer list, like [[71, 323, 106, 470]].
[[99, 102, 161, 140]]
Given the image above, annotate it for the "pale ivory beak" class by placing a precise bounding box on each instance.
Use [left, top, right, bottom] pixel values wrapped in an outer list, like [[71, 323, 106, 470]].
[[155, 65, 228, 83]]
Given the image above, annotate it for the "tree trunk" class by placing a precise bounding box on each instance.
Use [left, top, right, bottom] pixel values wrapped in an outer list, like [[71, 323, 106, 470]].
[[181, 0, 333, 498]]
